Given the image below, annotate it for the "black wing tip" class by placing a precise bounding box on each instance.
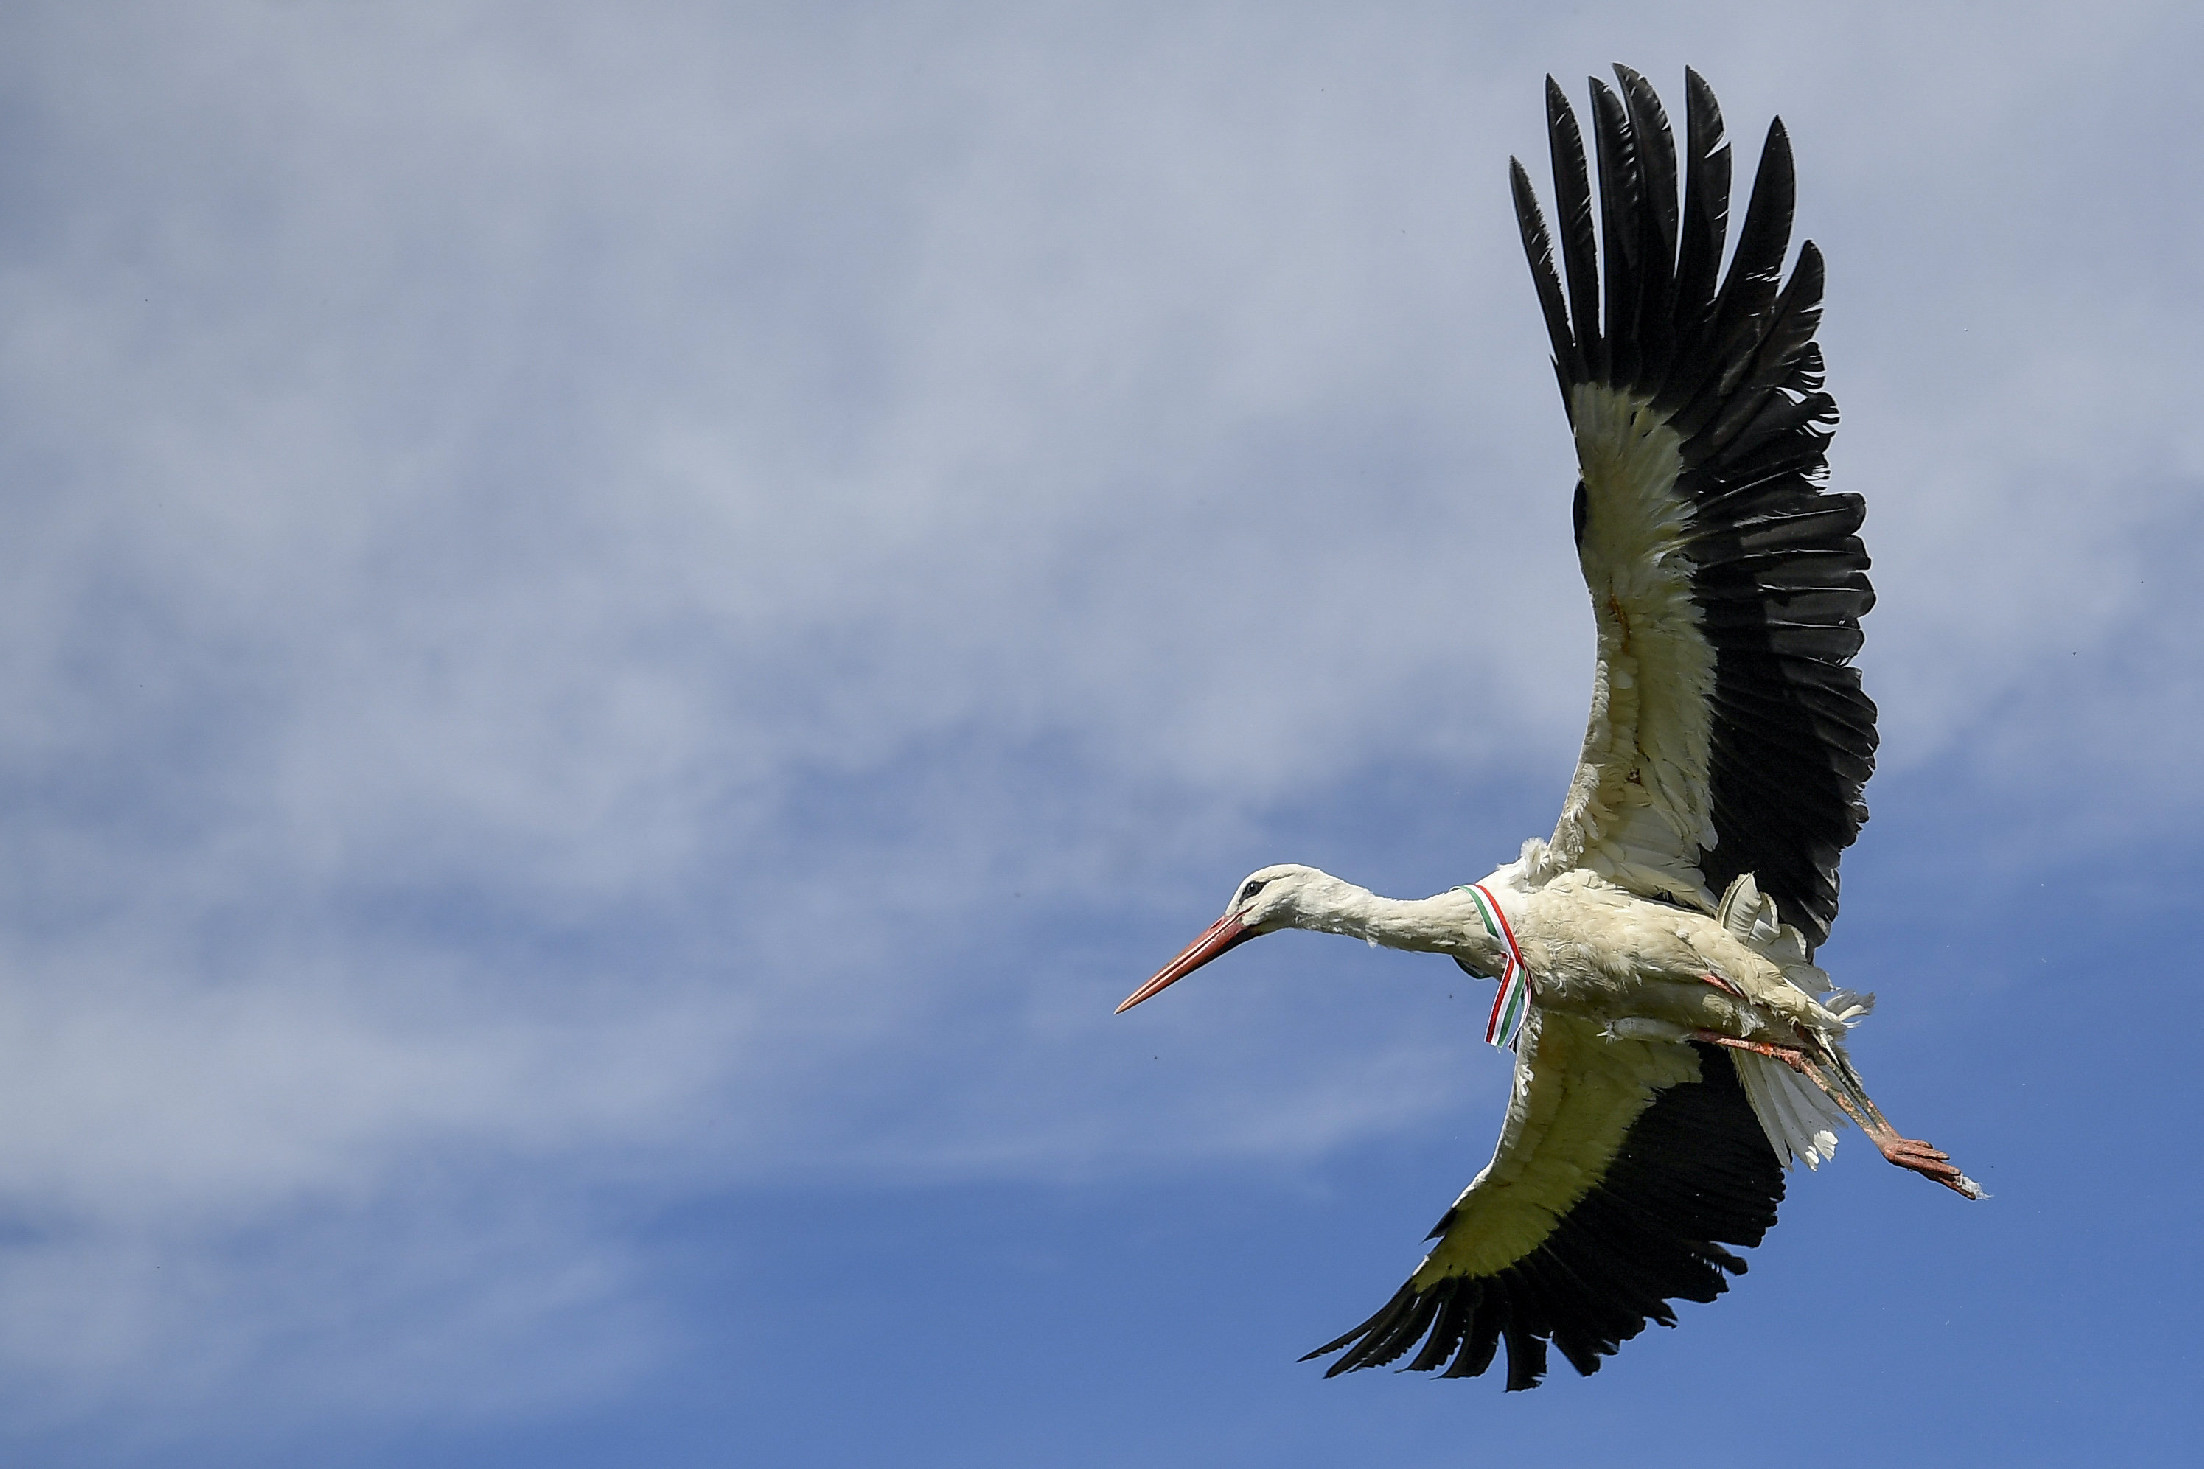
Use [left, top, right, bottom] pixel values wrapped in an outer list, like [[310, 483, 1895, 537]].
[[1305, 1045, 1783, 1390], [1682, 66, 1723, 140], [1507, 153, 1536, 205], [1522, 65, 1764, 400]]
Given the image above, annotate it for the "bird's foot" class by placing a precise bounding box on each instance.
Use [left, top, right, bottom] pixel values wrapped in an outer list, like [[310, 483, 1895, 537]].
[[1874, 1133, 1986, 1199]]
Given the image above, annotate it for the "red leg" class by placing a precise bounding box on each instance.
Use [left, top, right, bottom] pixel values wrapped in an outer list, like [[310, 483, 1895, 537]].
[[1688, 1029, 1809, 1073], [1690, 1029, 1985, 1199]]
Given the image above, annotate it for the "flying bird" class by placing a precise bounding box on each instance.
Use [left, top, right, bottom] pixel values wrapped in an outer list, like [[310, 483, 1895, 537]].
[[1115, 66, 1981, 1392]]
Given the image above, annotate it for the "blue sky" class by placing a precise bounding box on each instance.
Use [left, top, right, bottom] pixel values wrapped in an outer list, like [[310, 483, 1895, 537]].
[[0, 2, 2196, 1463]]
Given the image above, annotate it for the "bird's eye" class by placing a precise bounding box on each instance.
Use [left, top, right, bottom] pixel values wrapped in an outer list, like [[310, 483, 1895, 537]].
[[1238, 878, 1271, 903]]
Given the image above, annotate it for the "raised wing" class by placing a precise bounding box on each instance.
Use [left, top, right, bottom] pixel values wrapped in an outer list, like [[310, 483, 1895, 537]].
[[1512, 67, 1875, 947], [1305, 1013, 1782, 1389]]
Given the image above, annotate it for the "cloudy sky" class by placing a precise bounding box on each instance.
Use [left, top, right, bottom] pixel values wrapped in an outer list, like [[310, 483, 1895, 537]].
[[0, 2, 2195, 1464]]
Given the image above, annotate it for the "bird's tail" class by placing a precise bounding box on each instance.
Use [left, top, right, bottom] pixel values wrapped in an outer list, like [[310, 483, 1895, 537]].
[[1732, 1047, 1846, 1169]]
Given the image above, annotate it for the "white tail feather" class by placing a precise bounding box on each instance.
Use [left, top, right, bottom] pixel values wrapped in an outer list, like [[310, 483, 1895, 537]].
[[1733, 1049, 1846, 1169]]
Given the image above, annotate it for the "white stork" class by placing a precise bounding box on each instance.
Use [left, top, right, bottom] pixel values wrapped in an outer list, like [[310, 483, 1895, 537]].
[[1115, 66, 1981, 1392]]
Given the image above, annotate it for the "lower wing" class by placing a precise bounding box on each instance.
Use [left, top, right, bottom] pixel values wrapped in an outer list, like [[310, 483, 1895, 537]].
[[1305, 1012, 1784, 1389]]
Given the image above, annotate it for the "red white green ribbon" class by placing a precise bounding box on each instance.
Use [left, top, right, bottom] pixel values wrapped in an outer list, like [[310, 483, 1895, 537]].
[[1462, 883, 1530, 1051]]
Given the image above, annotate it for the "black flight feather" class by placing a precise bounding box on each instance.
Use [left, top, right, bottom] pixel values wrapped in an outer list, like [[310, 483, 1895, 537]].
[[1510, 158, 1581, 386], [1545, 78, 1603, 390], [1512, 68, 1875, 948], [1589, 78, 1643, 387], [1659, 68, 1732, 415], [1613, 65, 1679, 391]]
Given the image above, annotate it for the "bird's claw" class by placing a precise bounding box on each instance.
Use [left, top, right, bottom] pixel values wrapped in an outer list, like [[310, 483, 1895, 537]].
[[1877, 1134, 1985, 1199]]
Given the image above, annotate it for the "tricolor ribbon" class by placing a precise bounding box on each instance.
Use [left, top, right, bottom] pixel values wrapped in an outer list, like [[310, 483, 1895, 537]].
[[1460, 883, 1531, 1052]]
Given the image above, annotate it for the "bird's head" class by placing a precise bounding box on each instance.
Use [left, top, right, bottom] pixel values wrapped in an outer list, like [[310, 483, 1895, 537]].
[[1114, 863, 1326, 1013]]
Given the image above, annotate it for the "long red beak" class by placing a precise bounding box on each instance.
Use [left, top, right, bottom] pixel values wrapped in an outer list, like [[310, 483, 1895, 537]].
[[1116, 912, 1256, 1013]]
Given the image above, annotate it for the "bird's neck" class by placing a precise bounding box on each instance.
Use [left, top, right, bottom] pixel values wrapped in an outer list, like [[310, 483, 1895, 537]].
[[1288, 874, 1506, 977]]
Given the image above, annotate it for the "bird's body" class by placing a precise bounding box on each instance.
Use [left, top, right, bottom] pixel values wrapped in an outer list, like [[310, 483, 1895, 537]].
[[1197, 860, 1833, 1041], [1115, 65, 1980, 1391]]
